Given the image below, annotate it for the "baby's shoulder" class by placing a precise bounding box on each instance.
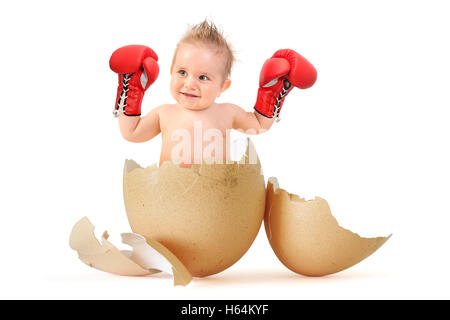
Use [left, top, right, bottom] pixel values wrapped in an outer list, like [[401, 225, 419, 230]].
[[154, 103, 178, 115], [156, 103, 177, 109], [216, 103, 247, 119], [215, 102, 241, 113]]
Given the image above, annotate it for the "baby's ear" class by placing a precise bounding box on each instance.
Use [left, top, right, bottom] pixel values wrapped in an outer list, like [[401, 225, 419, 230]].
[[218, 79, 232, 97]]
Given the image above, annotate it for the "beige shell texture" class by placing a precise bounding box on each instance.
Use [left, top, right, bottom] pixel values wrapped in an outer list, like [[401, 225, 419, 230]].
[[69, 216, 192, 286], [264, 177, 391, 277], [123, 139, 266, 277]]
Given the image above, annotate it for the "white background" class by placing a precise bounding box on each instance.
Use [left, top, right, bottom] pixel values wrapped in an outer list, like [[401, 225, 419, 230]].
[[1, 0, 449, 299]]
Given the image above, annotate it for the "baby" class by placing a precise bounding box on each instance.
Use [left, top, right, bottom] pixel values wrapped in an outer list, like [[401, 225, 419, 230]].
[[110, 21, 317, 167]]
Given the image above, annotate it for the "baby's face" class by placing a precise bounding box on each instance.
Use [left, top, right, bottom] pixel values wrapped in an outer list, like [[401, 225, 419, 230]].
[[170, 43, 230, 111]]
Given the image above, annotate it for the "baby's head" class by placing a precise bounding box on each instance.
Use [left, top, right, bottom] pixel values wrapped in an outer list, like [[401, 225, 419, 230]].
[[170, 20, 235, 111]]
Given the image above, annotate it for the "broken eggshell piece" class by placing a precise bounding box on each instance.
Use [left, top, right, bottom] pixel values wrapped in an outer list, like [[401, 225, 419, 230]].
[[264, 177, 391, 277], [123, 138, 266, 277], [69, 216, 192, 286]]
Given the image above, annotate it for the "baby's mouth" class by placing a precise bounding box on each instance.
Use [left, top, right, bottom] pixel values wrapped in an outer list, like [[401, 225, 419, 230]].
[[181, 92, 200, 98]]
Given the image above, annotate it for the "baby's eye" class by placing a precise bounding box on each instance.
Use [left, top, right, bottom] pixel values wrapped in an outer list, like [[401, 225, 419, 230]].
[[178, 70, 187, 76], [199, 75, 210, 81]]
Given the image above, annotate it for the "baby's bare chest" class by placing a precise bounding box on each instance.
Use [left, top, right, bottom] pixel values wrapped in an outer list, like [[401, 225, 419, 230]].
[[160, 108, 232, 139]]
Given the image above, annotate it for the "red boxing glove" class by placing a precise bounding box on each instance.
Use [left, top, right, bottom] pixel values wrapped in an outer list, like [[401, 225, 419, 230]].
[[110, 45, 159, 116], [254, 49, 317, 121]]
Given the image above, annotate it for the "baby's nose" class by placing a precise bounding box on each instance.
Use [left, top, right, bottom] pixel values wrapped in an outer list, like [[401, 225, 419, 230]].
[[184, 76, 198, 88]]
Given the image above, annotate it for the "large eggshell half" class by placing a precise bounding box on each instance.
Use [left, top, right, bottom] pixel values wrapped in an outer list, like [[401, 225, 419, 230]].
[[265, 177, 391, 276], [123, 138, 266, 277]]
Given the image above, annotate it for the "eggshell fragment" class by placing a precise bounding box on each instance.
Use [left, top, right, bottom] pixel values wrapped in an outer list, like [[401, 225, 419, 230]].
[[120, 232, 191, 286], [69, 217, 192, 286], [123, 138, 266, 277], [264, 177, 391, 276]]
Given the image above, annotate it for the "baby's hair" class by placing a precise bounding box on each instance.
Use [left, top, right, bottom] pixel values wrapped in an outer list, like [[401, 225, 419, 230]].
[[172, 19, 235, 79]]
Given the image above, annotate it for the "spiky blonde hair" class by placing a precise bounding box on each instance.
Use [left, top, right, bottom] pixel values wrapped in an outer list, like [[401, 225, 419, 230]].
[[171, 19, 235, 79]]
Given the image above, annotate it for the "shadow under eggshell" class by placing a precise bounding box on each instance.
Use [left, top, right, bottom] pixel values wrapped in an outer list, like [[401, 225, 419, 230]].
[[264, 177, 391, 277], [123, 138, 266, 277]]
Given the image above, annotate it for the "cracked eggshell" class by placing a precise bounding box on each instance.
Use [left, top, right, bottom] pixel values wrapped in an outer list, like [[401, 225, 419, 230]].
[[123, 138, 266, 277], [69, 217, 154, 277], [69, 217, 192, 286], [264, 177, 391, 277]]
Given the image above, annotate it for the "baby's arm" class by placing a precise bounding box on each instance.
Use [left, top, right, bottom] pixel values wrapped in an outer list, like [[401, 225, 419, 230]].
[[118, 105, 162, 142], [230, 104, 274, 134]]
